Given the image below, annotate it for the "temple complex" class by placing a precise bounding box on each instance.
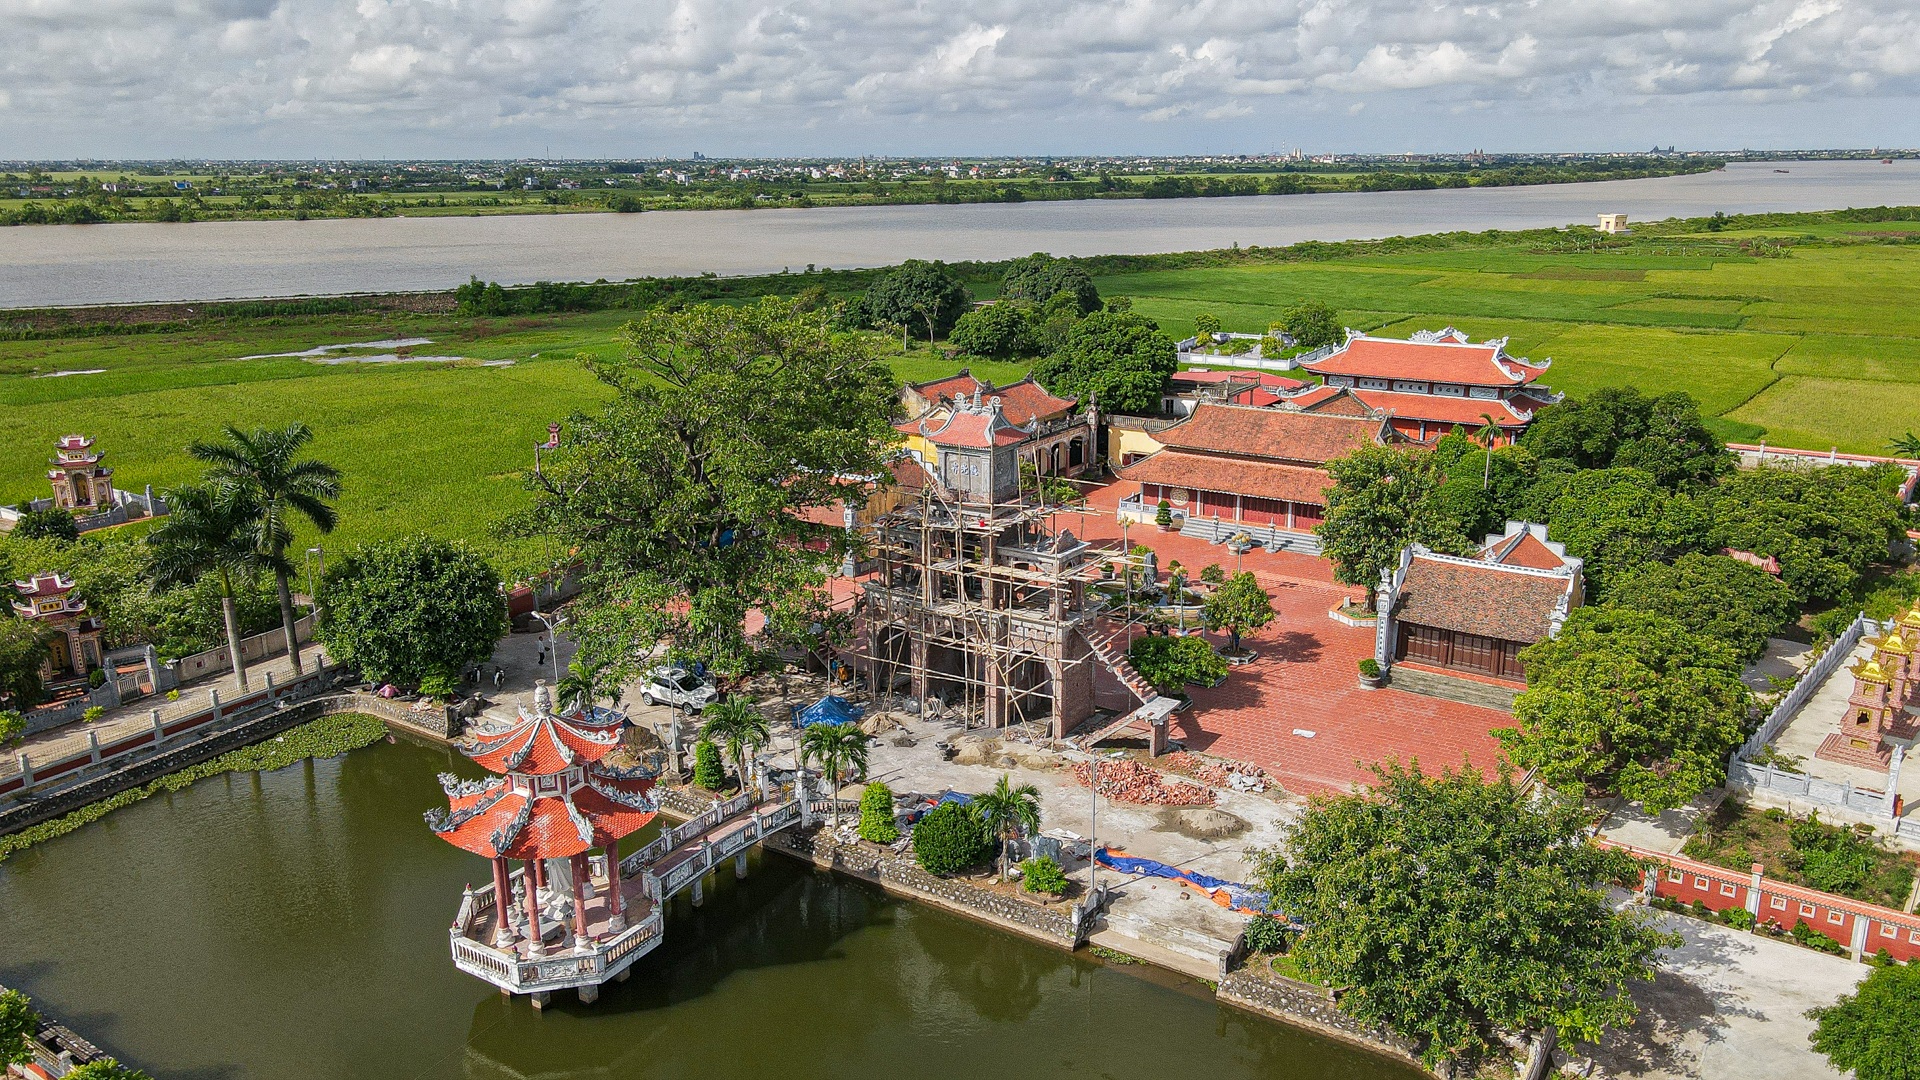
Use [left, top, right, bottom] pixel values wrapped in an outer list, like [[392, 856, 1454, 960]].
[[897, 372, 1097, 480], [10, 571, 105, 681], [0, 434, 168, 534], [1291, 328, 1561, 445], [1817, 607, 1920, 769]]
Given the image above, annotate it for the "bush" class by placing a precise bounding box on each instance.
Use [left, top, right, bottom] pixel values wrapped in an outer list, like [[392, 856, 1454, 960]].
[[316, 536, 507, 691], [1200, 563, 1225, 584], [913, 800, 991, 875], [1128, 634, 1228, 693], [1791, 920, 1851, 955], [12, 508, 79, 542], [1723, 906, 1756, 930], [858, 781, 900, 843], [1244, 912, 1291, 953], [418, 671, 459, 700], [0, 710, 23, 746], [1155, 499, 1173, 527], [1019, 855, 1069, 894], [82, 706, 104, 724], [166, 689, 181, 702], [1358, 658, 1381, 678], [693, 739, 726, 790], [87, 667, 107, 689]]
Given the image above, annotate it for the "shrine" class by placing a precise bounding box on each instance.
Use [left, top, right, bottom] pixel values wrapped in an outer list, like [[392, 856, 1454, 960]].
[[10, 571, 105, 681], [0, 434, 168, 534], [1291, 327, 1561, 445], [1816, 606, 1920, 769]]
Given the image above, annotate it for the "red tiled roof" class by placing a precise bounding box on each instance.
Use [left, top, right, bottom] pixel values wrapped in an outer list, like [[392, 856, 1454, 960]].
[[431, 771, 657, 858], [1171, 370, 1308, 391], [1155, 403, 1385, 465], [1482, 531, 1568, 570], [1284, 385, 1378, 416], [1117, 449, 1333, 505], [1348, 389, 1534, 428], [991, 378, 1078, 425], [466, 709, 624, 776], [911, 371, 983, 400], [1304, 334, 1547, 386], [911, 410, 1031, 449], [1395, 556, 1571, 643]]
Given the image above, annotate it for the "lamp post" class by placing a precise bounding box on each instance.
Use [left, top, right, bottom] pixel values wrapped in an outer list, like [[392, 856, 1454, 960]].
[[529, 610, 567, 688], [304, 546, 325, 628]]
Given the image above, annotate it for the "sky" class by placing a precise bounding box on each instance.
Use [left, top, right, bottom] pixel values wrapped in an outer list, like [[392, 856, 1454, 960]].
[[2, 0, 1917, 159]]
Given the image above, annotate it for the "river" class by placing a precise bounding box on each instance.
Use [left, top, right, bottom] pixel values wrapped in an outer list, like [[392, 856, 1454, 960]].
[[0, 738, 1418, 1080], [2, 161, 1917, 309]]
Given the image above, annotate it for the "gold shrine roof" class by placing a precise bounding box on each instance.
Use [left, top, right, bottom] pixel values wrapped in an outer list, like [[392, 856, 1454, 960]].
[[1902, 606, 1920, 632], [1875, 629, 1914, 656], [1854, 657, 1891, 684]]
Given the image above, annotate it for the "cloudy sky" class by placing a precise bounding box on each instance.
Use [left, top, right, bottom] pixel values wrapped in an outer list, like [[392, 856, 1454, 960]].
[[2, 0, 1916, 158]]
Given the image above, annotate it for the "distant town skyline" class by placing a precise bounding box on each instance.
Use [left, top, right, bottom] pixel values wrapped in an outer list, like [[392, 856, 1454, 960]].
[[3, 0, 1917, 159]]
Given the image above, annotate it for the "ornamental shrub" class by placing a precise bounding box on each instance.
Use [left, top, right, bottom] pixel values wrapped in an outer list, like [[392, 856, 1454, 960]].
[[1155, 499, 1173, 527], [1244, 912, 1291, 954], [418, 671, 459, 700], [1128, 634, 1229, 694], [0, 710, 24, 747], [1019, 855, 1069, 895], [82, 706, 104, 724], [913, 801, 991, 876], [1723, 906, 1756, 930], [88, 668, 107, 689], [1358, 658, 1381, 678], [693, 739, 726, 790], [859, 781, 900, 843]]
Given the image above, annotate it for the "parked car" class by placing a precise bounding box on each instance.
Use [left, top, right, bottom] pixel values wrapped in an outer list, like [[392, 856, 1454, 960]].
[[638, 666, 717, 712]]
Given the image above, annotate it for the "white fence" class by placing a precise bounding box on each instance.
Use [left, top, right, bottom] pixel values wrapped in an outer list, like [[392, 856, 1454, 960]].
[[1732, 613, 1878, 763], [170, 613, 315, 683]]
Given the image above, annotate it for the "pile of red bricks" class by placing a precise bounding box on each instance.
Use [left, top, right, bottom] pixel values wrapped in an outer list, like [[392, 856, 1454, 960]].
[[1163, 752, 1235, 786], [1071, 759, 1214, 806]]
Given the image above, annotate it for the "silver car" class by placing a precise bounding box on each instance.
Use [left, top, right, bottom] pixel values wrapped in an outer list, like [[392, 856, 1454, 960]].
[[639, 667, 717, 712]]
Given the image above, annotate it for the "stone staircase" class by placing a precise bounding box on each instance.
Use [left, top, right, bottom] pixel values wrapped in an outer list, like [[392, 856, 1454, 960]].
[[1088, 630, 1158, 701], [1385, 665, 1519, 712], [1177, 516, 1322, 556]]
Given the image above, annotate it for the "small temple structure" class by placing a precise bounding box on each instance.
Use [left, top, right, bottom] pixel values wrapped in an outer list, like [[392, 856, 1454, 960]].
[[897, 372, 1097, 481], [427, 686, 660, 1006], [0, 434, 168, 535], [10, 571, 105, 681], [1817, 607, 1920, 769], [1290, 328, 1561, 445]]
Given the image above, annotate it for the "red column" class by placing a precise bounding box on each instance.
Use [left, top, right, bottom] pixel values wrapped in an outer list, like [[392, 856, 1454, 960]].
[[571, 853, 592, 942], [490, 857, 512, 941], [521, 861, 545, 956], [531, 854, 547, 892], [606, 841, 624, 921]]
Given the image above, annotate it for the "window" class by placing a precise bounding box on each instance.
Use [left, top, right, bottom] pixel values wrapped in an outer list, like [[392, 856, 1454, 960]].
[[1828, 910, 1845, 925], [1694, 876, 1709, 890], [1770, 896, 1787, 910], [1882, 923, 1898, 938], [1667, 869, 1684, 883], [1719, 882, 1737, 897], [1910, 929, 1920, 944], [1801, 903, 1816, 917]]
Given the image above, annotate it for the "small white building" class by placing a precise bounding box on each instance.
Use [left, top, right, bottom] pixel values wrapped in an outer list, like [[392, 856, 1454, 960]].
[[1597, 213, 1630, 234]]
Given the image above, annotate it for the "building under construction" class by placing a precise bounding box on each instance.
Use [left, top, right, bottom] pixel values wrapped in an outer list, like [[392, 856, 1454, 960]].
[[850, 393, 1177, 745]]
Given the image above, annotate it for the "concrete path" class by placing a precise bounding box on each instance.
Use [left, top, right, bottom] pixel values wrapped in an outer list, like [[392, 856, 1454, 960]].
[[1581, 909, 1864, 1080], [2, 644, 330, 781]]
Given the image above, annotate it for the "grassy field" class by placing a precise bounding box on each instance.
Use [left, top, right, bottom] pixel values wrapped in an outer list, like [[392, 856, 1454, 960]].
[[4, 216, 1917, 567]]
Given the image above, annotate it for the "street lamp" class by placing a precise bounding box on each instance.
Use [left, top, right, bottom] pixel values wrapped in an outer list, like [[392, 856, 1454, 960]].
[[529, 610, 568, 688], [304, 546, 325, 627]]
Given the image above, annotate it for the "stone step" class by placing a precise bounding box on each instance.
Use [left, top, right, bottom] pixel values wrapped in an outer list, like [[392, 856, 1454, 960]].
[[1385, 664, 1518, 712]]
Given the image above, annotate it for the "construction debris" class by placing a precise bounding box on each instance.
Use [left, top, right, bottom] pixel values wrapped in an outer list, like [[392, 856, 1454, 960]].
[[1163, 751, 1270, 793], [1070, 759, 1214, 806]]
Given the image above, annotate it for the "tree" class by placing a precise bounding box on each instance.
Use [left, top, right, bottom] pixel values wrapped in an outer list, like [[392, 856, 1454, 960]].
[[1203, 571, 1275, 654], [1522, 467, 1710, 598], [858, 781, 900, 843], [515, 299, 901, 687], [1498, 608, 1753, 811], [913, 800, 992, 875], [1606, 553, 1798, 661], [1705, 465, 1905, 604], [1280, 299, 1341, 349], [1808, 950, 1920, 1080], [188, 423, 341, 676], [1315, 445, 1464, 588], [799, 721, 871, 828], [973, 773, 1042, 881], [315, 536, 507, 690], [948, 302, 1036, 359], [0, 617, 53, 710], [1474, 414, 1503, 489], [859, 260, 972, 343], [1192, 312, 1221, 337], [998, 253, 1100, 314], [700, 695, 771, 791], [1430, 437, 1538, 541], [1522, 387, 1729, 488], [0, 987, 37, 1068], [11, 508, 78, 542], [1257, 761, 1673, 1072], [1127, 634, 1228, 693], [147, 483, 267, 691], [692, 739, 727, 789], [1888, 432, 1920, 459], [555, 656, 611, 712], [64, 1059, 155, 1080], [1031, 311, 1177, 414]]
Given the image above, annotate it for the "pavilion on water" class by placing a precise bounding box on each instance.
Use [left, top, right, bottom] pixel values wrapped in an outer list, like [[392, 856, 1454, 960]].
[[426, 686, 660, 1006]]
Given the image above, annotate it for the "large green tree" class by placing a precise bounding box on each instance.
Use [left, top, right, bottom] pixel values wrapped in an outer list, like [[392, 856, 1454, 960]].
[[315, 536, 507, 690], [1202, 571, 1275, 654], [998, 252, 1100, 314], [148, 483, 268, 690], [1030, 310, 1178, 413], [1522, 467, 1710, 598], [1258, 762, 1672, 1072], [1315, 445, 1465, 588], [1808, 956, 1920, 1080], [1606, 553, 1798, 661], [1522, 387, 1730, 488], [1280, 299, 1342, 349], [948, 301, 1037, 359], [859, 259, 972, 342], [0, 616, 53, 710], [1498, 608, 1753, 811], [1127, 634, 1228, 693], [188, 423, 341, 676], [1429, 430, 1539, 540], [516, 299, 902, 684], [0, 987, 37, 1068], [1705, 465, 1906, 604]]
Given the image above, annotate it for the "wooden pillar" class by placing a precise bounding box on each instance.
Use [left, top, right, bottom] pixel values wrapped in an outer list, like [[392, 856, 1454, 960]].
[[570, 853, 592, 942], [490, 857, 514, 945]]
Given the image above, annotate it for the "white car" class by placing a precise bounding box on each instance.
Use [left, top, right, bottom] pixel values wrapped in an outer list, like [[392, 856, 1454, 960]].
[[638, 667, 717, 712]]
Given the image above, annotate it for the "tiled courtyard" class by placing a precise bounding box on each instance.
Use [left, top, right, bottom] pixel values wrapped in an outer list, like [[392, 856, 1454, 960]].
[[1067, 479, 1511, 797]]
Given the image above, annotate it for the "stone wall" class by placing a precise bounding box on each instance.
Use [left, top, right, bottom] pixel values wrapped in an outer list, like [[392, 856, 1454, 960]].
[[1217, 967, 1423, 1067]]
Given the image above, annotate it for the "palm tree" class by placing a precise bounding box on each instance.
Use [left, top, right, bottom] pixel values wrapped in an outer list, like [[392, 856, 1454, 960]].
[[1889, 432, 1920, 459], [188, 424, 340, 676], [148, 484, 267, 691], [701, 696, 771, 793], [799, 722, 871, 828], [1474, 413, 1504, 491], [974, 773, 1042, 882], [556, 657, 606, 713]]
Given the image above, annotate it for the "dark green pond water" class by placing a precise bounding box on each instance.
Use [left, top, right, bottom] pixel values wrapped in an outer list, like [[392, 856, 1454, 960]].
[[0, 738, 1419, 1080]]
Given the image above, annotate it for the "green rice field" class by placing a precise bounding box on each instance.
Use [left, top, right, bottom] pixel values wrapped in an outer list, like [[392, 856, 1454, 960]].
[[3, 214, 1917, 565]]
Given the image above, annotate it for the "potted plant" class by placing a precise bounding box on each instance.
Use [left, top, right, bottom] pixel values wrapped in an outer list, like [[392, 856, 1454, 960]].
[[1155, 499, 1174, 531], [1357, 658, 1384, 689]]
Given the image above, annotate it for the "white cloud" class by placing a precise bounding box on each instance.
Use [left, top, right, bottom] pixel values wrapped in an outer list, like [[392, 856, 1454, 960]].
[[0, 0, 1914, 154]]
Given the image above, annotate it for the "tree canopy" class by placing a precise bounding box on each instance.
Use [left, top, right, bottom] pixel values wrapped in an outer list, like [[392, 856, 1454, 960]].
[[1257, 762, 1672, 1070], [1705, 465, 1906, 604], [0, 987, 37, 1068], [1521, 387, 1729, 488], [1429, 430, 1539, 540], [1127, 634, 1227, 693], [1499, 608, 1752, 811], [1606, 553, 1798, 661], [998, 252, 1100, 314], [0, 617, 53, 710], [1280, 299, 1342, 349], [1202, 571, 1275, 654], [948, 301, 1037, 359], [11, 508, 78, 542], [1315, 445, 1464, 587], [859, 259, 972, 341], [1030, 310, 1177, 414], [517, 299, 902, 684], [1522, 467, 1710, 598], [316, 536, 507, 689], [1808, 954, 1920, 1080]]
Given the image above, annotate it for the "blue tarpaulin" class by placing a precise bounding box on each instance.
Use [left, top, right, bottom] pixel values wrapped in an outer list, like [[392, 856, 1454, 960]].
[[791, 695, 864, 728], [1095, 847, 1273, 914]]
